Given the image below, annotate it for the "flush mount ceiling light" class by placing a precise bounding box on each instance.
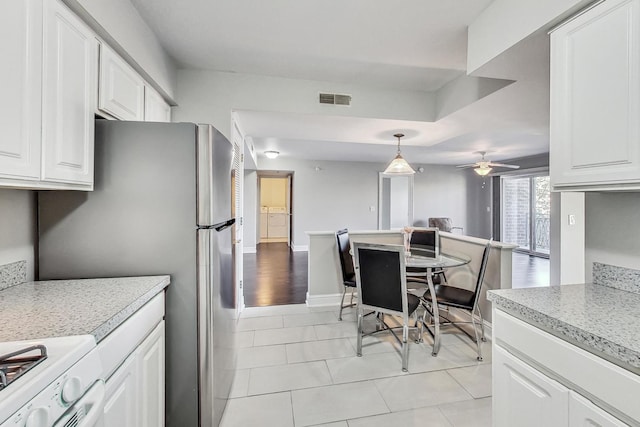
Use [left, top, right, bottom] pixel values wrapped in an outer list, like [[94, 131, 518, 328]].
[[264, 150, 279, 159], [383, 133, 415, 175]]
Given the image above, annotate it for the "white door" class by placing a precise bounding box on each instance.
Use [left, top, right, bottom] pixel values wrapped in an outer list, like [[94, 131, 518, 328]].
[[493, 346, 569, 427], [137, 321, 165, 427], [569, 392, 627, 427], [104, 353, 138, 427], [0, 0, 41, 181], [42, 0, 97, 185]]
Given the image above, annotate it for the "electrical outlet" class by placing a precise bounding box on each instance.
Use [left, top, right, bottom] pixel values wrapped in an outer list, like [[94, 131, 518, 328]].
[[369, 206, 376, 212], [568, 214, 576, 225]]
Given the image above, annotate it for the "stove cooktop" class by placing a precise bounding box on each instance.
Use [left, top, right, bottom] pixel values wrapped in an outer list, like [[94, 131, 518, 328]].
[[0, 345, 48, 391], [0, 335, 96, 424]]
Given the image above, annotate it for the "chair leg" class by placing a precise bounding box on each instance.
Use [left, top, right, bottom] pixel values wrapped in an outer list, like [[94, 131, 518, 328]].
[[356, 309, 363, 357], [401, 324, 409, 372], [476, 306, 487, 342], [349, 287, 355, 305], [338, 287, 347, 321], [471, 312, 483, 361]]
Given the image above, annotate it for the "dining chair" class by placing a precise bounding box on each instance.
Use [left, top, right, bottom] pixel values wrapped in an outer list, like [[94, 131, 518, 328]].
[[352, 242, 421, 372], [428, 217, 464, 234], [335, 228, 357, 321], [405, 227, 445, 285], [420, 239, 492, 360]]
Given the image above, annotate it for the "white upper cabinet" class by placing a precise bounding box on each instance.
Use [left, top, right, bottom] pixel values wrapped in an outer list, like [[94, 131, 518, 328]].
[[550, 0, 640, 190], [99, 43, 145, 121], [0, 0, 42, 182], [0, 0, 97, 190], [42, 0, 97, 186], [144, 85, 171, 122]]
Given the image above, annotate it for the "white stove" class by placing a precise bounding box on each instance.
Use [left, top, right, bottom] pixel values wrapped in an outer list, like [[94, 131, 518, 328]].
[[0, 335, 104, 427]]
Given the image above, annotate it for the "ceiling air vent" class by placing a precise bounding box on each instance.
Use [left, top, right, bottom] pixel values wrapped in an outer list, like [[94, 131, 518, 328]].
[[319, 93, 352, 106]]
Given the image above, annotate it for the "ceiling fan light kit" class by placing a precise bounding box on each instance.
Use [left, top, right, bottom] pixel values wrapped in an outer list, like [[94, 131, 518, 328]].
[[457, 151, 520, 176], [383, 133, 415, 175]]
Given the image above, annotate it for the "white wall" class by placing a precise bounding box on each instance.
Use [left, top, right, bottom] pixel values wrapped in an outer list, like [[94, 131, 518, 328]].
[[243, 158, 471, 248], [585, 193, 640, 282], [0, 190, 36, 281], [64, 0, 177, 99], [173, 69, 437, 140], [468, 0, 592, 74]]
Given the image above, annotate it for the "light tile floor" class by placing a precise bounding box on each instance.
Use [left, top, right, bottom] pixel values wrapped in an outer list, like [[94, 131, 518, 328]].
[[221, 304, 492, 427]]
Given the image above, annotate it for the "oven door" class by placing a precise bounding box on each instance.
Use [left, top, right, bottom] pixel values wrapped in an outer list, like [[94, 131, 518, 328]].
[[53, 380, 105, 427]]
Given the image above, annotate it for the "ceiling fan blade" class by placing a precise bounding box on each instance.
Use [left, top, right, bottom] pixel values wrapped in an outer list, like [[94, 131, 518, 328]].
[[456, 163, 477, 168], [488, 162, 520, 169]]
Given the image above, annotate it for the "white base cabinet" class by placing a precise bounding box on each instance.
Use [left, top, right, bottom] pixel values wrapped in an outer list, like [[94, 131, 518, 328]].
[[493, 346, 569, 427], [104, 353, 138, 427], [137, 321, 165, 427], [492, 309, 636, 426]]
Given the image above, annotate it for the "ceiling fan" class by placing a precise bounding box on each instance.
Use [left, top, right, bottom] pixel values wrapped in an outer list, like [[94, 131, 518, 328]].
[[456, 151, 520, 176]]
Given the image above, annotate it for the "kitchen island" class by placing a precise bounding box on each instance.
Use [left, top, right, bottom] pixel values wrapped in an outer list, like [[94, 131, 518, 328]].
[[488, 265, 640, 426]]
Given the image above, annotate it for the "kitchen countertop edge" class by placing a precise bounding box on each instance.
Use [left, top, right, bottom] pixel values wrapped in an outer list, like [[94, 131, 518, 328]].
[[488, 287, 640, 374], [91, 276, 170, 342]]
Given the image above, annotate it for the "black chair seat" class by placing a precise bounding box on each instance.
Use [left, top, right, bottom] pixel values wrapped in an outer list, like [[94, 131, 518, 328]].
[[345, 278, 356, 287], [407, 293, 420, 314], [423, 284, 474, 309]]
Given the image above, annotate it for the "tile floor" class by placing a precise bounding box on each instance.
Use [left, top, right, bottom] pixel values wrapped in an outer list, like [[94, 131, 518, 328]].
[[220, 304, 492, 427]]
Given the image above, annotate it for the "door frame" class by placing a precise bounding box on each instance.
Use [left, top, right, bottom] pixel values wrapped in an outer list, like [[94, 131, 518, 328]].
[[257, 171, 294, 247]]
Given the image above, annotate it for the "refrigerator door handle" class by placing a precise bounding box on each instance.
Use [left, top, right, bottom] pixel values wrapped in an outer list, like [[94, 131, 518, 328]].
[[201, 218, 236, 232]]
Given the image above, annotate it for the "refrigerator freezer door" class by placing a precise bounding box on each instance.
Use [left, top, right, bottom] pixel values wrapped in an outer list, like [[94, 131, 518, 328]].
[[197, 125, 233, 227], [197, 226, 236, 427]]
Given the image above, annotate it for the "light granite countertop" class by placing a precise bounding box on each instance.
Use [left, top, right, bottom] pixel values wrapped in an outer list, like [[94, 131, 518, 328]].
[[488, 284, 640, 373], [0, 276, 170, 343]]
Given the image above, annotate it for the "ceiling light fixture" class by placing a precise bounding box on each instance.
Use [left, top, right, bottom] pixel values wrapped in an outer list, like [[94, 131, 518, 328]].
[[264, 150, 279, 159], [474, 165, 493, 176], [383, 133, 415, 175]]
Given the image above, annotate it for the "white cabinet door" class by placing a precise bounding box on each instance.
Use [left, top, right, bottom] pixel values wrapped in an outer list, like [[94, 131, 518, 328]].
[[569, 392, 628, 427], [493, 346, 569, 427], [144, 85, 171, 122], [99, 43, 145, 121], [137, 321, 165, 427], [550, 0, 640, 189], [0, 0, 41, 181], [104, 353, 138, 427], [41, 0, 97, 186]]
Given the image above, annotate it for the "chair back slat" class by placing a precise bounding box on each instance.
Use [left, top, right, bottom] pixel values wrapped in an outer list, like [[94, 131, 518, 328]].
[[336, 229, 355, 282], [354, 245, 405, 313], [409, 228, 439, 258], [471, 239, 492, 308]]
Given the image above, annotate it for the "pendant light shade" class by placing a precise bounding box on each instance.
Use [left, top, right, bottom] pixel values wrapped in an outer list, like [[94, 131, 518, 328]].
[[383, 133, 415, 175]]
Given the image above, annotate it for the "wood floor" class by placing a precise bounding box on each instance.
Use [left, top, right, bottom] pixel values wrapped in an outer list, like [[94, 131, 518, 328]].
[[242, 245, 549, 308], [511, 252, 550, 288], [243, 243, 308, 307]]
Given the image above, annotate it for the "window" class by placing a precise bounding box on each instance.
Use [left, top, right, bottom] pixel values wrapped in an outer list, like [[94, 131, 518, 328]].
[[501, 175, 550, 257]]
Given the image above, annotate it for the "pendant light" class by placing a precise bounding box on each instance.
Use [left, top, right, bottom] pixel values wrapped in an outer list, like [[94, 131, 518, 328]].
[[383, 133, 415, 175]]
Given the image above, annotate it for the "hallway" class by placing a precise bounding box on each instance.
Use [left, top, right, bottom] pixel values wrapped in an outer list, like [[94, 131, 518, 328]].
[[243, 243, 308, 307]]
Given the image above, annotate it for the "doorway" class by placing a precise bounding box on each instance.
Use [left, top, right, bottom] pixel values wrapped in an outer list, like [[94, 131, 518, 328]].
[[501, 174, 550, 257], [258, 174, 292, 245]]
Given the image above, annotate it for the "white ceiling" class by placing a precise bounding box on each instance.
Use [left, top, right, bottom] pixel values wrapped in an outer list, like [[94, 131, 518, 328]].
[[131, 0, 551, 166]]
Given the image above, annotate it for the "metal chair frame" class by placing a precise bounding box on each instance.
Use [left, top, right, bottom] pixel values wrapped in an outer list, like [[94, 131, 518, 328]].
[[419, 239, 492, 361]]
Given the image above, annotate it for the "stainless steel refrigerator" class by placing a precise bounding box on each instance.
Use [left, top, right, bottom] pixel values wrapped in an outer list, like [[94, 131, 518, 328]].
[[38, 120, 237, 427]]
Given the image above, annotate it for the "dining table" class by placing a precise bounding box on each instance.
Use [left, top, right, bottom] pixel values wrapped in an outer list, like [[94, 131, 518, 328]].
[[405, 251, 471, 356]]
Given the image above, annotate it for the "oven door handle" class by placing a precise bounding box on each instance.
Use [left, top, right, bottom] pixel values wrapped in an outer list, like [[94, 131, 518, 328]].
[[53, 380, 106, 427]]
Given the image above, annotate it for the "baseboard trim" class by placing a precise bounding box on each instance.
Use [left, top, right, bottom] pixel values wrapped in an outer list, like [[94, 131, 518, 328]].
[[243, 246, 257, 254], [291, 244, 309, 252], [306, 292, 342, 307]]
